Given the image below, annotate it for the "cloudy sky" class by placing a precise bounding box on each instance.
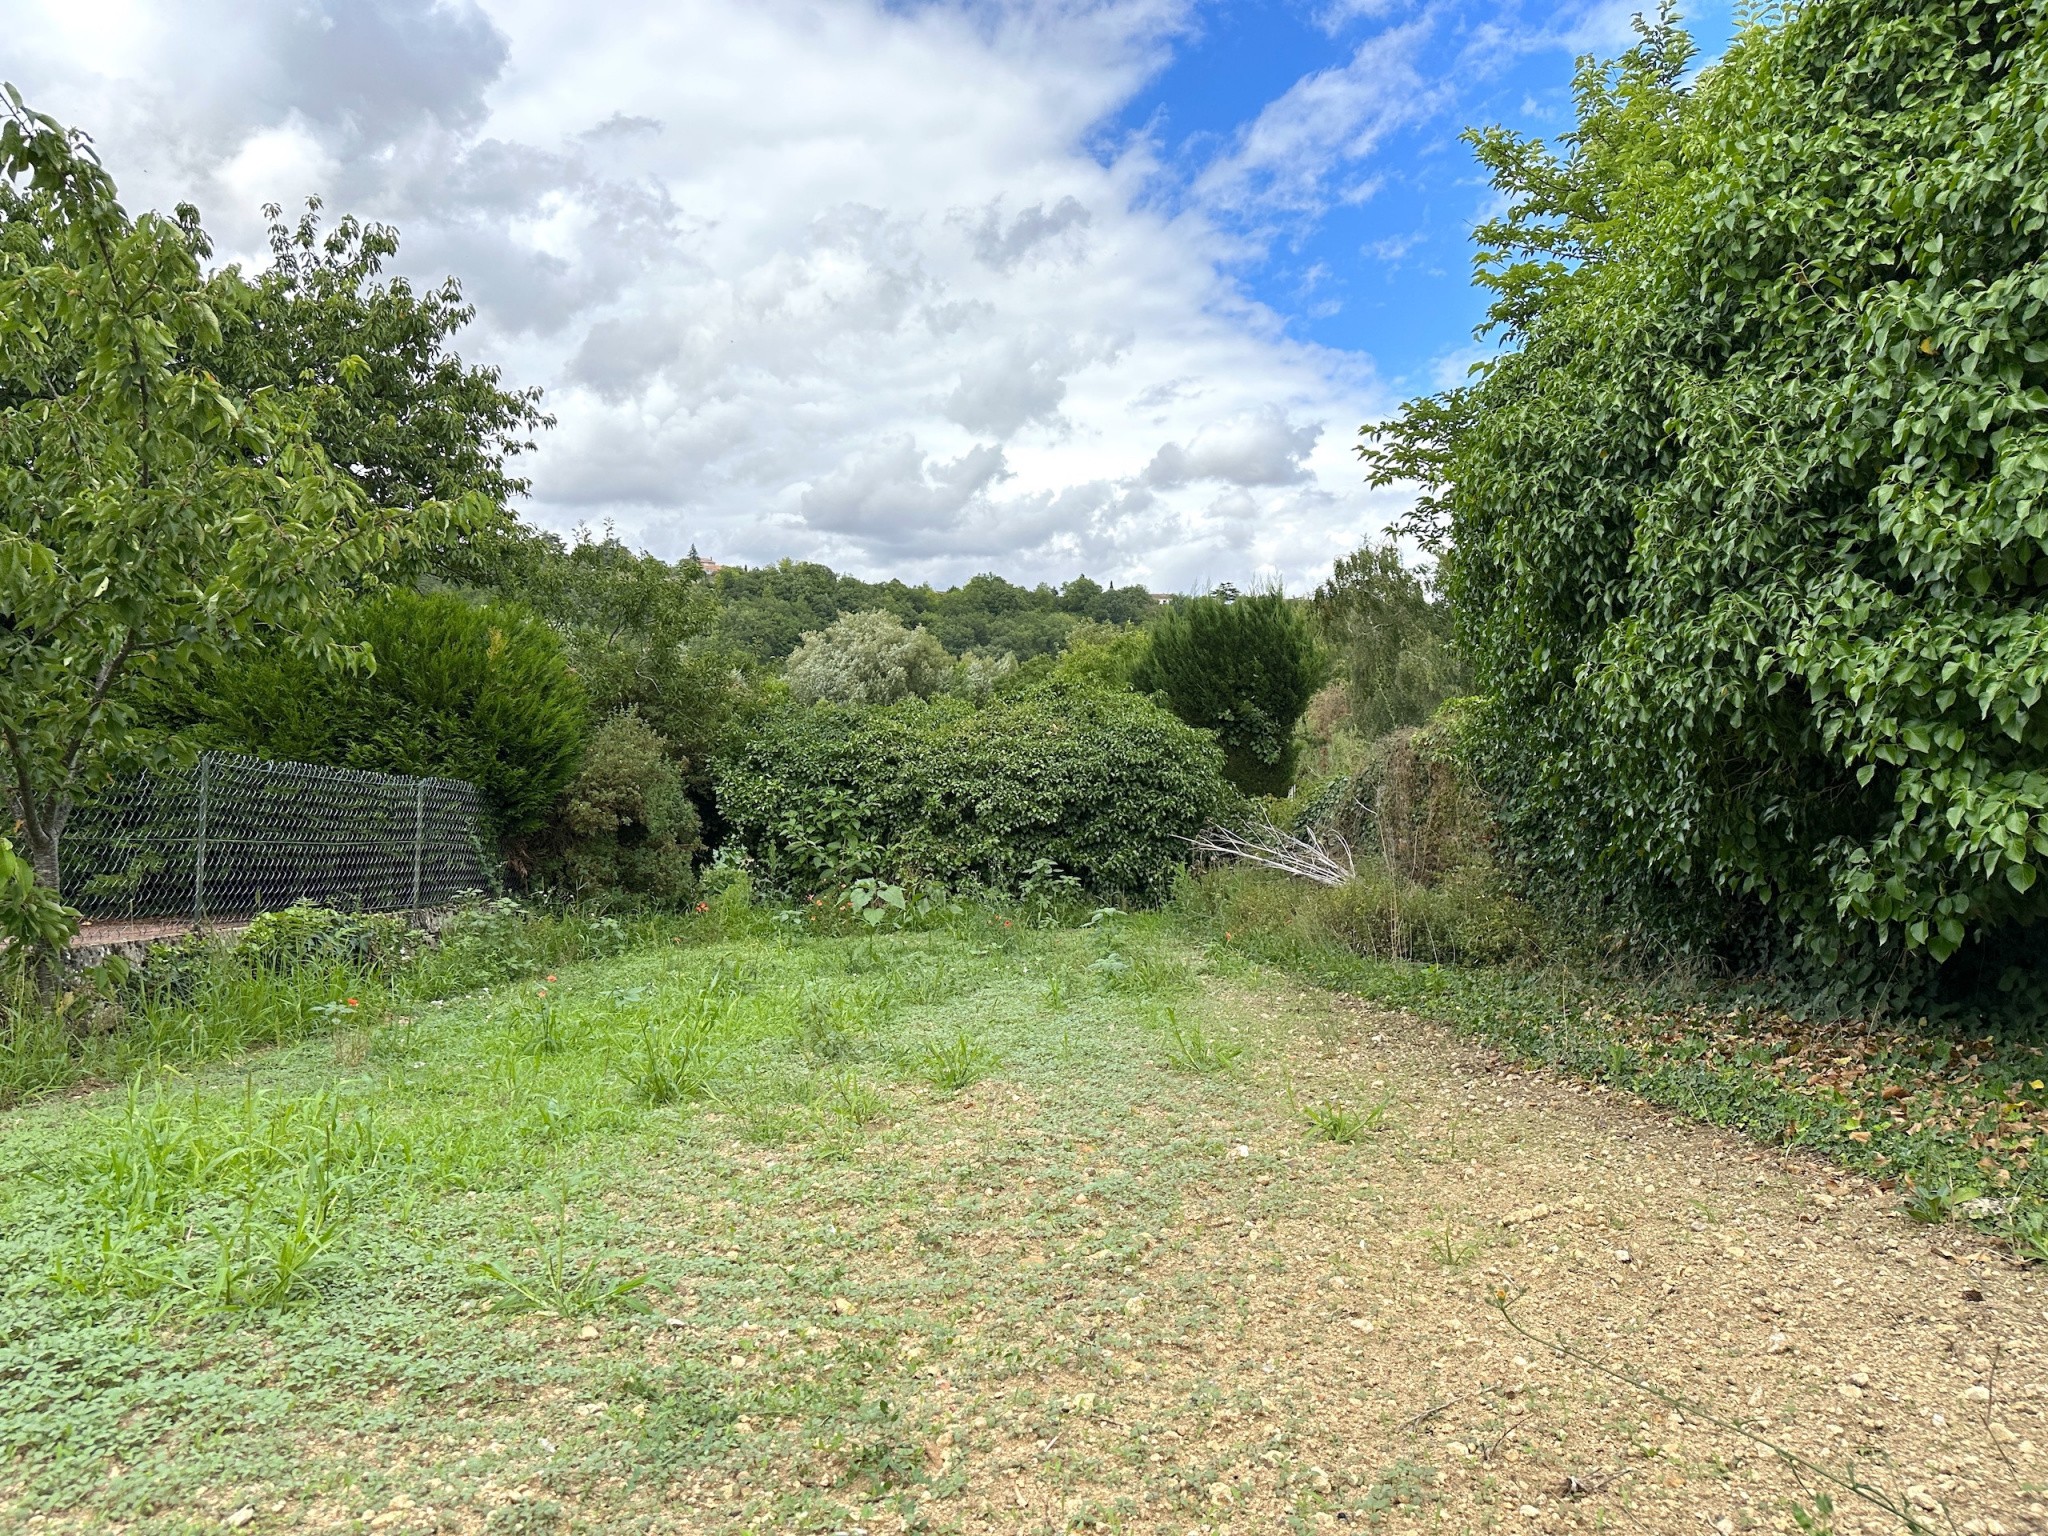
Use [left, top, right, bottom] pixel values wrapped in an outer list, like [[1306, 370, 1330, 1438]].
[[8, 0, 1730, 591]]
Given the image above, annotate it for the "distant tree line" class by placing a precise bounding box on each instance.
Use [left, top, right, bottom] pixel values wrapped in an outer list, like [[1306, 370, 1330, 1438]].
[[706, 562, 1158, 664]]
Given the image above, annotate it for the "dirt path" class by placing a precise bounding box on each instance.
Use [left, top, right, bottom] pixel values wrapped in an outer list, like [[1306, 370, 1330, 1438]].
[[906, 984, 2047, 1535]]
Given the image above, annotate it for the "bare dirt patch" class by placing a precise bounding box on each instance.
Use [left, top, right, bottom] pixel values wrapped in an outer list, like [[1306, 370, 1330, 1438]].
[[937, 986, 2047, 1535]]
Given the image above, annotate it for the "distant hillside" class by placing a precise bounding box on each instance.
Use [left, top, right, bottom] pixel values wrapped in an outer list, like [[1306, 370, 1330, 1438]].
[[707, 560, 1159, 663]]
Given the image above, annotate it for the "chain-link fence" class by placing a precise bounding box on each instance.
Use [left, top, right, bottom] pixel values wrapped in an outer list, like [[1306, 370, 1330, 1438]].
[[63, 753, 496, 924]]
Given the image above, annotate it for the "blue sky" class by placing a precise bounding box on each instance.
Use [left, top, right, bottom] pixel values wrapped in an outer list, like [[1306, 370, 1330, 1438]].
[[1117, 0, 1735, 390], [12, 0, 1734, 589]]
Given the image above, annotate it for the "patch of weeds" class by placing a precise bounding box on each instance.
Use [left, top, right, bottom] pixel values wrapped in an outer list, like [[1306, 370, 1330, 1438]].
[[1094, 948, 1194, 998], [1303, 1101, 1362, 1143], [621, 1020, 722, 1106], [894, 954, 957, 1005], [2008, 1206, 2048, 1263], [1358, 1457, 1437, 1523], [515, 990, 576, 1057], [794, 992, 865, 1063], [50, 1082, 379, 1310], [1303, 1092, 1392, 1142], [1425, 1217, 1480, 1268], [823, 1071, 889, 1128], [472, 1203, 650, 1317], [484, 1500, 566, 1535], [1162, 1010, 1243, 1074], [1901, 1180, 1975, 1225], [1087, 950, 1132, 984], [1019, 858, 1083, 928], [914, 1030, 998, 1092], [740, 1107, 807, 1146], [636, 1362, 743, 1459], [835, 1396, 924, 1491]]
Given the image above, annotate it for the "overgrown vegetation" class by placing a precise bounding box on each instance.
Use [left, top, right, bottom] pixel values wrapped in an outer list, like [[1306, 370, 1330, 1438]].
[[1310, 539, 1464, 742], [0, 899, 666, 1110], [1363, 0, 2048, 1002]]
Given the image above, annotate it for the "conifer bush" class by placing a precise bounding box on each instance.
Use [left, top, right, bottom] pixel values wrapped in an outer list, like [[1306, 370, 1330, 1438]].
[[1134, 593, 1327, 796], [179, 591, 587, 837]]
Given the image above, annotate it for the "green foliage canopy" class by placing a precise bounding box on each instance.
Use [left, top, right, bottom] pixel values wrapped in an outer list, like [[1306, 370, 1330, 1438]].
[[181, 591, 586, 838], [784, 609, 953, 706], [0, 93, 474, 910], [713, 686, 1228, 899], [1363, 0, 2048, 978], [195, 200, 551, 585], [1135, 593, 1328, 796], [1312, 541, 1465, 738]]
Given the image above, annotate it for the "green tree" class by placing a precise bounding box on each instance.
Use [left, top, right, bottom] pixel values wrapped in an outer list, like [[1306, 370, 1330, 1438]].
[[513, 533, 745, 783], [714, 685, 1227, 899], [1313, 540, 1465, 738], [1363, 0, 2048, 987], [0, 93, 471, 948], [196, 199, 552, 585], [181, 591, 586, 838], [1134, 592, 1328, 796], [785, 610, 953, 706]]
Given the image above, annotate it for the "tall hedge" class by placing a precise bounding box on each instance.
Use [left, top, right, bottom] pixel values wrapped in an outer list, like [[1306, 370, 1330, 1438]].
[[712, 687, 1228, 898], [1365, 0, 2048, 988], [182, 591, 587, 837]]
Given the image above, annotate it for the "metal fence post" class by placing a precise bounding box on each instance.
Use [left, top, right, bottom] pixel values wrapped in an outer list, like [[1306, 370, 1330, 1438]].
[[411, 779, 426, 919], [194, 754, 210, 925]]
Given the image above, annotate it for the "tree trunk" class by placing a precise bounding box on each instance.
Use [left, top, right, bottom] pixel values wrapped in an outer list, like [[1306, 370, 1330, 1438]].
[[17, 794, 68, 1007]]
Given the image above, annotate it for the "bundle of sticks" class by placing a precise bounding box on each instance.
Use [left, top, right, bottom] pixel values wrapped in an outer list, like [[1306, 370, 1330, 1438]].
[[1184, 819, 1355, 887]]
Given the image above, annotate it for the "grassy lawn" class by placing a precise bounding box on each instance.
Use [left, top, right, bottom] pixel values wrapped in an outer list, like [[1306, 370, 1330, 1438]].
[[4, 912, 2040, 1534], [1, 914, 1261, 1532]]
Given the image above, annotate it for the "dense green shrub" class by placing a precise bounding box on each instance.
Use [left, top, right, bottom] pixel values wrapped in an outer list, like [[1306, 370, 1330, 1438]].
[[1048, 622, 1150, 694], [234, 904, 409, 976], [1135, 593, 1327, 796], [713, 686, 1228, 899], [532, 710, 701, 904], [784, 610, 952, 706], [179, 590, 587, 837], [1365, 0, 2048, 991]]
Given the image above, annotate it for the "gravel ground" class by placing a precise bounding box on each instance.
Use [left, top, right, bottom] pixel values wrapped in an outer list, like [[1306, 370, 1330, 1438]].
[[927, 984, 2048, 1535]]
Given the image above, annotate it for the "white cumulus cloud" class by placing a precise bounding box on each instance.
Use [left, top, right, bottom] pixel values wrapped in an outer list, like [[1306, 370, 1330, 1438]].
[[5, 0, 1414, 590]]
